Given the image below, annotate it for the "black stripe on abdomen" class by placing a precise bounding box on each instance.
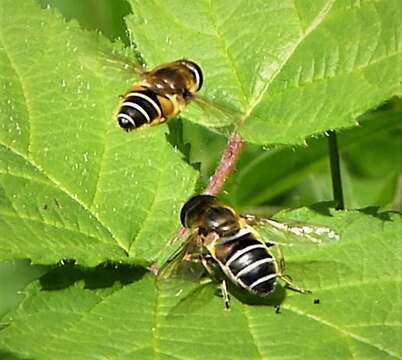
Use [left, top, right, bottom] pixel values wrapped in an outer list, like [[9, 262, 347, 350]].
[[117, 89, 162, 130], [225, 235, 277, 294]]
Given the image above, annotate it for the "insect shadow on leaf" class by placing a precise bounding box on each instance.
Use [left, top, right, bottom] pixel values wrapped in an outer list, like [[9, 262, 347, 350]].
[[0, 350, 29, 360], [39, 262, 146, 291], [357, 207, 396, 222]]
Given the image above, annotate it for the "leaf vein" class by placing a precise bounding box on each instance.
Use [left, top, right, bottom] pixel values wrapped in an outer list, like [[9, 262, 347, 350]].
[[284, 304, 402, 359], [0, 209, 115, 246], [242, 306, 265, 359], [240, 0, 336, 124], [0, 32, 32, 155], [0, 142, 129, 254], [206, 0, 248, 107]]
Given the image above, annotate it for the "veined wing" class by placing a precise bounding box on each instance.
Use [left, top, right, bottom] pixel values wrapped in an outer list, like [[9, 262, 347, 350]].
[[188, 93, 243, 129], [244, 214, 340, 248], [156, 233, 219, 316], [157, 233, 206, 282], [78, 39, 145, 82]]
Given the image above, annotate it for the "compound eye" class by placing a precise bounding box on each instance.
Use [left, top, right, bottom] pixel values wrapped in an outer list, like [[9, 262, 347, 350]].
[[180, 194, 218, 227], [178, 60, 203, 92]]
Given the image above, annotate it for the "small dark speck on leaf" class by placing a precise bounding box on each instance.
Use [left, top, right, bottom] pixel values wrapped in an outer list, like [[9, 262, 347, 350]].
[[275, 305, 281, 314], [314, 299, 320, 304], [43, 204, 48, 210]]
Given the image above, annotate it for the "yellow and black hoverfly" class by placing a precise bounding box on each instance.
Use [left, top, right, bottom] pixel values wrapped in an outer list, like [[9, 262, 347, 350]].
[[80, 45, 238, 131], [117, 59, 203, 131], [160, 194, 340, 309]]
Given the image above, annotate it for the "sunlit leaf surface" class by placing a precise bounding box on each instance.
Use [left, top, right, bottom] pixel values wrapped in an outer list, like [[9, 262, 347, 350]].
[[0, 209, 401, 359], [128, 0, 402, 144], [0, 0, 198, 266], [0, 1, 401, 359]]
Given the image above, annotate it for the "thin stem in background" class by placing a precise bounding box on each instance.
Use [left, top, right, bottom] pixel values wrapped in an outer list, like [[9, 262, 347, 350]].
[[171, 131, 245, 246], [327, 130, 345, 210], [205, 132, 245, 195]]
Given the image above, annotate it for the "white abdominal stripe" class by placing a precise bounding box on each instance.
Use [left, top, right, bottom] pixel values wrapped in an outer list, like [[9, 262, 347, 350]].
[[122, 101, 151, 122], [126, 92, 162, 118], [118, 90, 163, 128], [235, 258, 275, 280], [250, 273, 278, 290], [225, 244, 267, 268]]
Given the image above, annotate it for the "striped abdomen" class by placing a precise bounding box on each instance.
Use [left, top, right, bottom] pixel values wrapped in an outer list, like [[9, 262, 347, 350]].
[[215, 233, 278, 296], [117, 86, 164, 131]]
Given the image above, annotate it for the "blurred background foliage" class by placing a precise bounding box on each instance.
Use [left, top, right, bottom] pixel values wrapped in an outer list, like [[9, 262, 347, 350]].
[[1, 0, 401, 318]]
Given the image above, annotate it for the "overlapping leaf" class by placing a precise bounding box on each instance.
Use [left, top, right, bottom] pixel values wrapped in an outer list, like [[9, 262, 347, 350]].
[[0, 0, 198, 265], [224, 109, 402, 209], [127, 0, 402, 144], [0, 1, 401, 359]]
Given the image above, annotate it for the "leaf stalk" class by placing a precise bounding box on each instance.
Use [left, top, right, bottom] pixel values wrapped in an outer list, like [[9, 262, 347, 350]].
[[205, 132, 245, 195]]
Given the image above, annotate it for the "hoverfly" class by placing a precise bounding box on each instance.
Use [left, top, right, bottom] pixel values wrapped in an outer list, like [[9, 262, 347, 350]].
[[160, 194, 340, 310], [117, 59, 203, 131], [80, 45, 238, 131]]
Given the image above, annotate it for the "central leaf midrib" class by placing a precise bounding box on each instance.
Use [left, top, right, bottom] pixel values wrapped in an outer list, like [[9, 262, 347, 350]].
[[206, 0, 248, 109], [239, 0, 337, 126]]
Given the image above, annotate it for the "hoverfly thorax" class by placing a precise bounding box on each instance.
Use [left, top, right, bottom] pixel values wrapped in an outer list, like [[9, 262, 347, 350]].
[[198, 206, 241, 237], [146, 60, 203, 96]]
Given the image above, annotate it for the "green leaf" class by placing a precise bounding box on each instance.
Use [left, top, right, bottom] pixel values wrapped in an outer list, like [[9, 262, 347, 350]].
[[225, 109, 402, 209], [0, 0, 198, 265], [36, 0, 131, 44], [0, 261, 46, 318], [127, 0, 402, 144], [1, 209, 401, 359], [1, 1, 401, 357]]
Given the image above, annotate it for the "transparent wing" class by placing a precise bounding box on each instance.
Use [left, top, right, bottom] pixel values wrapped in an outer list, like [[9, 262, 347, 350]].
[[78, 39, 145, 82], [157, 233, 206, 281], [156, 233, 219, 316], [244, 214, 340, 248], [188, 94, 242, 129]]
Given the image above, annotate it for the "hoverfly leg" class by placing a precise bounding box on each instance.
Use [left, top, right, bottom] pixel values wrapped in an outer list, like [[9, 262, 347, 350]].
[[276, 245, 286, 273], [220, 279, 231, 310], [200, 256, 215, 278], [279, 275, 311, 294], [276, 246, 311, 294], [200, 255, 231, 309]]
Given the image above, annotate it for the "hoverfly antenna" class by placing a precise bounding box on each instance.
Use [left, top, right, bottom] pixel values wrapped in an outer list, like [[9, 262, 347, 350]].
[[180, 194, 217, 228]]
